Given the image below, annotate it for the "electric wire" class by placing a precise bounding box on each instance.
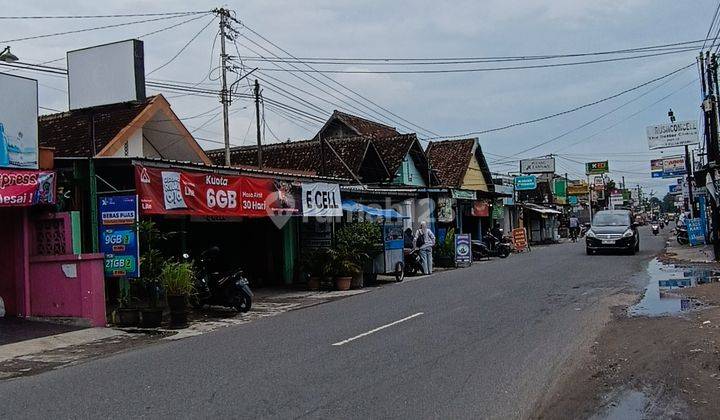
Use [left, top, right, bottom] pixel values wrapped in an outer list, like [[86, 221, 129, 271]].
[[146, 15, 217, 76], [0, 11, 208, 19]]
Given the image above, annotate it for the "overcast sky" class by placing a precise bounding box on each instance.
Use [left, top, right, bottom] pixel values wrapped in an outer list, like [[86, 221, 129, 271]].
[[2, 0, 715, 195]]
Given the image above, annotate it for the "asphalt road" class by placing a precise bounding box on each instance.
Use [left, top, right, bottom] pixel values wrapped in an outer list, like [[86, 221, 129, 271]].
[[0, 228, 666, 419]]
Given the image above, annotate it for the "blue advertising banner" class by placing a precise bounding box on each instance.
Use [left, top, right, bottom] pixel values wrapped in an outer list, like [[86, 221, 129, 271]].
[[568, 196, 578, 205], [668, 184, 681, 194], [687, 217, 706, 246], [99, 195, 140, 278], [455, 233, 472, 266], [514, 175, 537, 191]]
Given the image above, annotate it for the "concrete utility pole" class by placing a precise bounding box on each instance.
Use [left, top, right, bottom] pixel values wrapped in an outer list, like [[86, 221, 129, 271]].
[[217, 8, 232, 166], [669, 108, 694, 217], [254, 79, 263, 169]]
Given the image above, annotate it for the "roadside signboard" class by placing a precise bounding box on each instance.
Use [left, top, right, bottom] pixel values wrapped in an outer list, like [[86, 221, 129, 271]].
[[646, 120, 699, 150], [586, 161, 609, 175], [511, 228, 527, 252], [301, 182, 342, 217], [455, 233, 472, 266], [593, 175, 605, 191], [135, 164, 300, 218], [650, 158, 663, 178], [651, 156, 687, 178], [471, 200, 489, 217], [98, 195, 140, 278], [568, 195, 578, 205], [0, 169, 55, 207], [514, 175, 537, 191], [687, 218, 706, 246], [436, 197, 454, 223], [567, 182, 589, 195], [669, 184, 681, 194], [520, 157, 555, 174], [610, 193, 624, 207], [451, 189, 476, 200], [0, 73, 39, 169], [553, 178, 567, 204]]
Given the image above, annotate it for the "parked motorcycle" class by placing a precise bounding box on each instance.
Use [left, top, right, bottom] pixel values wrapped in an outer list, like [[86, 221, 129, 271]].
[[184, 247, 253, 312], [403, 248, 424, 276], [651, 223, 659, 236], [472, 232, 512, 260], [676, 226, 689, 245]]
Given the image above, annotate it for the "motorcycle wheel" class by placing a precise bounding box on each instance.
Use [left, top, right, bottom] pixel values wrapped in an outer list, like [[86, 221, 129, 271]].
[[234, 294, 252, 313], [499, 248, 510, 258], [395, 262, 405, 282], [677, 236, 689, 245]]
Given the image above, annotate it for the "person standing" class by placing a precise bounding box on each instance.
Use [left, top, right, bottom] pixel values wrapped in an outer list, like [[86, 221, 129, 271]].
[[414, 221, 436, 274]]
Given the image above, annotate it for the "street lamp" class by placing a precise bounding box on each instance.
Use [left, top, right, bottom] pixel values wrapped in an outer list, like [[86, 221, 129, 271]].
[[0, 46, 18, 63], [668, 108, 676, 123]]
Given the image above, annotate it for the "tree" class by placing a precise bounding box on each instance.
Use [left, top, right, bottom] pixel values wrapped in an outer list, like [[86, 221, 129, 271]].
[[662, 193, 677, 213]]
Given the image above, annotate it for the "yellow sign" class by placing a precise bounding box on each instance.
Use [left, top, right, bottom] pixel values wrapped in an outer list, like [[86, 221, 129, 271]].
[[567, 183, 589, 195]]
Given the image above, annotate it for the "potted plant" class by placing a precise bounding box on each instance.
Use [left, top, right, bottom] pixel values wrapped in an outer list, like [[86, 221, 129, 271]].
[[115, 278, 140, 327], [300, 249, 326, 291], [137, 220, 168, 328], [159, 260, 195, 329], [334, 222, 382, 288], [327, 248, 360, 291], [433, 228, 456, 268]]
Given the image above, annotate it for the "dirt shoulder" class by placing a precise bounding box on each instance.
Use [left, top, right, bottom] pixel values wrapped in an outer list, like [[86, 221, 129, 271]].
[[536, 277, 720, 419]]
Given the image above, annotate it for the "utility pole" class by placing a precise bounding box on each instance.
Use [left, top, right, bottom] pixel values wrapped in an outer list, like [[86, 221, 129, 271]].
[[702, 52, 720, 259], [216, 8, 232, 166], [254, 79, 263, 169], [669, 109, 695, 217]]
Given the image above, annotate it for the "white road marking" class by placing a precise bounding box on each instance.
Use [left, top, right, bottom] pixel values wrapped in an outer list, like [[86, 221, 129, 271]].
[[331, 312, 424, 346]]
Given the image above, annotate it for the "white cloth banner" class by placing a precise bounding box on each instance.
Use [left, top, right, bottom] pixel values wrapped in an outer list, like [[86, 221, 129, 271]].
[[301, 182, 342, 217]]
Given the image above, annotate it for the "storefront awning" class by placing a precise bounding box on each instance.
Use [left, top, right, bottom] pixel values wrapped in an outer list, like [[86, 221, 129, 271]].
[[523, 203, 562, 215], [341, 199, 409, 219]]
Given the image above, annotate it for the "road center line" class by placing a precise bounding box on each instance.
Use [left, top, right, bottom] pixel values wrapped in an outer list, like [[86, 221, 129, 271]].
[[331, 312, 424, 346]]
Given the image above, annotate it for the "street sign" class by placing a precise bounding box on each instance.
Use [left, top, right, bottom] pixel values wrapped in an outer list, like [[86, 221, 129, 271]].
[[646, 120, 699, 150], [514, 175, 537, 190], [520, 157, 555, 174], [455, 233, 472, 266], [650, 156, 686, 178], [586, 161, 609, 175]]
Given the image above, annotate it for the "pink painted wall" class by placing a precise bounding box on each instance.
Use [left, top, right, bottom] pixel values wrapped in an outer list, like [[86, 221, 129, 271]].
[[28, 253, 106, 327], [0, 209, 29, 317]]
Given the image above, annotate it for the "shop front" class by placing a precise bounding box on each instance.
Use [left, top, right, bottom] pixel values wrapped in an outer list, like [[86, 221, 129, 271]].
[[0, 168, 105, 325], [523, 203, 561, 244]]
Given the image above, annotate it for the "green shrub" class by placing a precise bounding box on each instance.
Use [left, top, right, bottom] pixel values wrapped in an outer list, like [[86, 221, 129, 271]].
[[159, 260, 195, 297]]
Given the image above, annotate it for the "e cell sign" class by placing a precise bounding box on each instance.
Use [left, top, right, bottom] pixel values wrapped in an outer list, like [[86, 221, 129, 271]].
[[301, 182, 342, 217]]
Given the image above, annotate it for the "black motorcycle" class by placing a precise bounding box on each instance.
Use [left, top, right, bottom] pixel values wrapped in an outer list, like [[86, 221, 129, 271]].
[[651, 222, 659, 236], [676, 226, 689, 245], [403, 248, 424, 276], [185, 247, 253, 312], [472, 232, 512, 260]]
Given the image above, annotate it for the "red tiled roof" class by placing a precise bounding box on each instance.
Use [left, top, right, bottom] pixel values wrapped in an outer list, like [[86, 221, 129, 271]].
[[38, 96, 156, 157], [318, 110, 400, 139], [426, 138, 476, 187], [206, 136, 375, 179]]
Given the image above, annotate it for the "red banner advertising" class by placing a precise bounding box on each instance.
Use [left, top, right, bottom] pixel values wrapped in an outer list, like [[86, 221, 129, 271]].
[[0, 169, 56, 207], [471, 200, 490, 217], [134, 165, 300, 217]]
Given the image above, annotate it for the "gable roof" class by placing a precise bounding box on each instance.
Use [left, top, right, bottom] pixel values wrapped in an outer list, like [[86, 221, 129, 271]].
[[426, 138, 494, 191], [371, 134, 436, 185], [315, 110, 400, 139], [38, 94, 211, 164], [39, 98, 153, 158], [206, 136, 390, 181]]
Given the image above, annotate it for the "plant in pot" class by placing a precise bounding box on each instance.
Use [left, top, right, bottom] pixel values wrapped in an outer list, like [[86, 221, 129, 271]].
[[327, 248, 360, 291], [433, 227, 455, 268], [334, 222, 382, 288], [299, 248, 326, 291], [159, 260, 195, 329], [115, 278, 140, 327], [137, 220, 168, 328]]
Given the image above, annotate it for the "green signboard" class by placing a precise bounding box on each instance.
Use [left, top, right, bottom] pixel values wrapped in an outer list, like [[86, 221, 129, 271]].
[[492, 202, 503, 219], [451, 189, 476, 200], [553, 179, 567, 204], [585, 161, 609, 175]]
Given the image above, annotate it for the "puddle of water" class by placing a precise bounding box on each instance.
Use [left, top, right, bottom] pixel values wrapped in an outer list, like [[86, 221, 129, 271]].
[[592, 390, 649, 420], [628, 258, 719, 317]]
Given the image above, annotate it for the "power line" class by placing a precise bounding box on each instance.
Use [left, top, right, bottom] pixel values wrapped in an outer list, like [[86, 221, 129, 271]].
[[146, 15, 217, 76], [253, 48, 696, 75], [0, 13, 211, 43], [429, 63, 694, 141], [238, 21, 440, 137], [0, 11, 208, 19], [702, 2, 720, 50]]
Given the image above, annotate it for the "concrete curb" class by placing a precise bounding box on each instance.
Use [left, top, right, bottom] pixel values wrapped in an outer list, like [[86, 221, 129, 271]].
[[0, 328, 126, 363]]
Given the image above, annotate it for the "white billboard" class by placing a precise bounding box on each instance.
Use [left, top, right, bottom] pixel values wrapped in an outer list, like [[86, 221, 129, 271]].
[[67, 40, 145, 110], [301, 182, 342, 217], [646, 120, 699, 150], [0, 73, 38, 169], [520, 157, 555, 174]]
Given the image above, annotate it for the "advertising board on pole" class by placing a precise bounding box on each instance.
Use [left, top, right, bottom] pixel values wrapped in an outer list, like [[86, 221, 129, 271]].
[[455, 233, 472, 266], [514, 175, 537, 191], [511, 228, 528, 252], [567, 182, 589, 195], [553, 178, 567, 204], [301, 182, 342, 217], [585, 161, 609, 175], [520, 157, 555, 174], [687, 218, 706, 246], [98, 195, 140, 278], [646, 120, 699, 150], [0, 73, 39, 169]]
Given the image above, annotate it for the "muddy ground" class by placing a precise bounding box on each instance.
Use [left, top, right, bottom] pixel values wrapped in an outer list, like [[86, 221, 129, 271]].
[[536, 279, 720, 419]]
